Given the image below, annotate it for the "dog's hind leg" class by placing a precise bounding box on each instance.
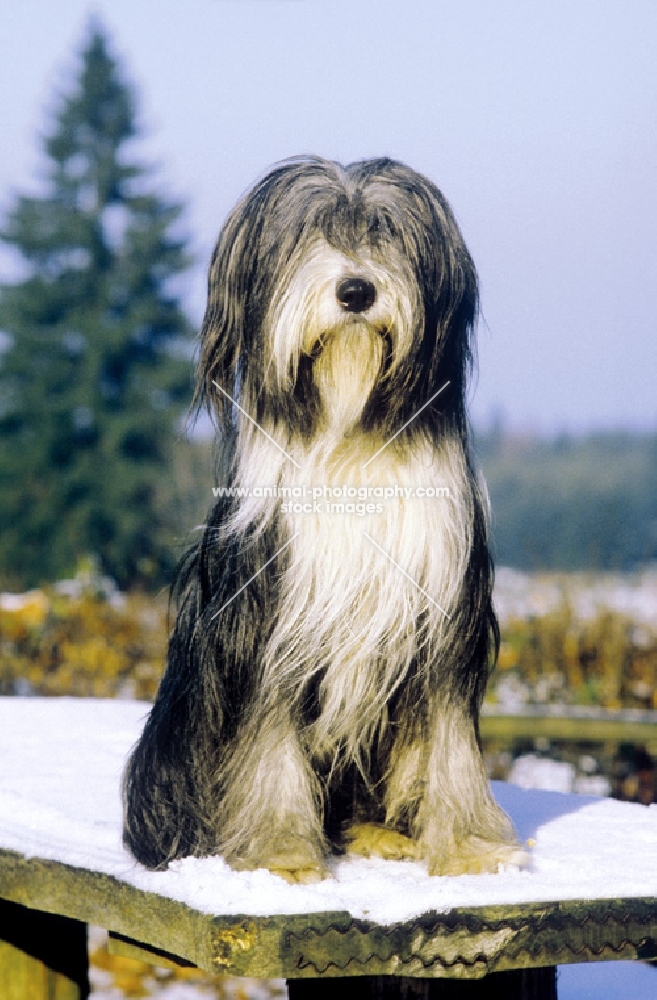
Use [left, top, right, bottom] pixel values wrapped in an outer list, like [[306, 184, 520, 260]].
[[217, 713, 329, 883]]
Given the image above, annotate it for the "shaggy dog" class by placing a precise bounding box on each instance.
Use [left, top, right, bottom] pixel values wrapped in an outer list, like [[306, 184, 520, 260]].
[[123, 156, 525, 882]]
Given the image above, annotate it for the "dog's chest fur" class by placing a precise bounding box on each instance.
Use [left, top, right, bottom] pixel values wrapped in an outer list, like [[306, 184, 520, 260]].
[[257, 433, 473, 760]]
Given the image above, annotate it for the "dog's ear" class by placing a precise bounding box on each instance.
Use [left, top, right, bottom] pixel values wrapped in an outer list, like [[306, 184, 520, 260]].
[[412, 175, 479, 430], [429, 213, 479, 417], [193, 158, 338, 427], [349, 160, 479, 432], [193, 188, 265, 427]]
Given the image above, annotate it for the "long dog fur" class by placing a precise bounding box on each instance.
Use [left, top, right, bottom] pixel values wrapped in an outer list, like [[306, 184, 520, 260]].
[[123, 156, 524, 880]]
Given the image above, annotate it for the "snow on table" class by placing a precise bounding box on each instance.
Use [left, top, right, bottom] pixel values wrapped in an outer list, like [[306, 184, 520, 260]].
[[0, 696, 656, 923], [1, 696, 656, 978]]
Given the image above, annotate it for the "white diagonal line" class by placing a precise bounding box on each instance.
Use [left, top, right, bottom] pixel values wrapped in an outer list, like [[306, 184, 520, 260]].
[[361, 381, 450, 470], [210, 533, 300, 620], [362, 531, 451, 620], [212, 381, 300, 469]]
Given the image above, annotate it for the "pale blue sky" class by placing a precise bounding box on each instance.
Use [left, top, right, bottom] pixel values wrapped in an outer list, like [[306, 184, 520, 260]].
[[1, 0, 656, 433]]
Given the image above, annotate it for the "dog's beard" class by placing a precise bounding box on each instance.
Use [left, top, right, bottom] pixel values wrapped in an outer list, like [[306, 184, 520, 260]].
[[313, 323, 385, 434]]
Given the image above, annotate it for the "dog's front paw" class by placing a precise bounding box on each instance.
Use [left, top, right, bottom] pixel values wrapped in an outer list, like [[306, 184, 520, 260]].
[[233, 839, 330, 883], [425, 837, 530, 876], [344, 822, 418, 860], [266, 857, 329, 884]]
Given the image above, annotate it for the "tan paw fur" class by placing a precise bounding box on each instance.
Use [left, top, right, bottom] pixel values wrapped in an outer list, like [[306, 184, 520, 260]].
[[426, 837, 530, 876], [266, 859, 329, 884], [344, 822, 419, 860], [232, 841, 329, 883]]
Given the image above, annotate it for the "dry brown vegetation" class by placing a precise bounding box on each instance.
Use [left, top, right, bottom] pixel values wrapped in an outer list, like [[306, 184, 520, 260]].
[[0, 588, 167, 700], [2, 581, 656, 712], [488, 606, 657, 711]]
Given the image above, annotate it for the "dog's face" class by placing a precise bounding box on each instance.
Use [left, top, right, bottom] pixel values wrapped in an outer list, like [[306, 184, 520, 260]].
[[198, 157, 478, 443], [267, 238, 416, 437]]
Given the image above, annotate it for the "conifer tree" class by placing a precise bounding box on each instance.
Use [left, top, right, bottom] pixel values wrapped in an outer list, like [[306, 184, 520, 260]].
[[0, 26, 193, 589]]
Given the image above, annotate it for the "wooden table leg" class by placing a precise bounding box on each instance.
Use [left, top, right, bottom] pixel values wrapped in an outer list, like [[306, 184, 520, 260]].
[[287, 968, 558, 998], [0, 898, 88, 1000]]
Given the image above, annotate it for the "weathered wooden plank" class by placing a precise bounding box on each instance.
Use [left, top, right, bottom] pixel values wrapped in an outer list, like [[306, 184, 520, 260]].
[[480, 708, 657, 752], [0, 849, 215, 972], [278, 901, 657, 978], [0, 897, 87, 1000], [108, 930, 198, 969], [2, 847, 657, 979]]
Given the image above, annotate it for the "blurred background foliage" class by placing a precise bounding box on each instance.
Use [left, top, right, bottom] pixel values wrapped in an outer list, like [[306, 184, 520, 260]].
[[489, 601, 657, 712], [0, 28, 194, 592], [476, 427, 657, 571], [0, 567, 167, 700]]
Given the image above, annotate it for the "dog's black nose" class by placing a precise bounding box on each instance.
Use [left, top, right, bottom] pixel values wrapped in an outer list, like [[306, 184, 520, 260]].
[[336, 277, 376, 313]]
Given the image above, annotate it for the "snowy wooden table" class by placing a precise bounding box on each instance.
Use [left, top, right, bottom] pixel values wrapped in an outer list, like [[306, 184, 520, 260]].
[[1, 698, 657, 998]]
